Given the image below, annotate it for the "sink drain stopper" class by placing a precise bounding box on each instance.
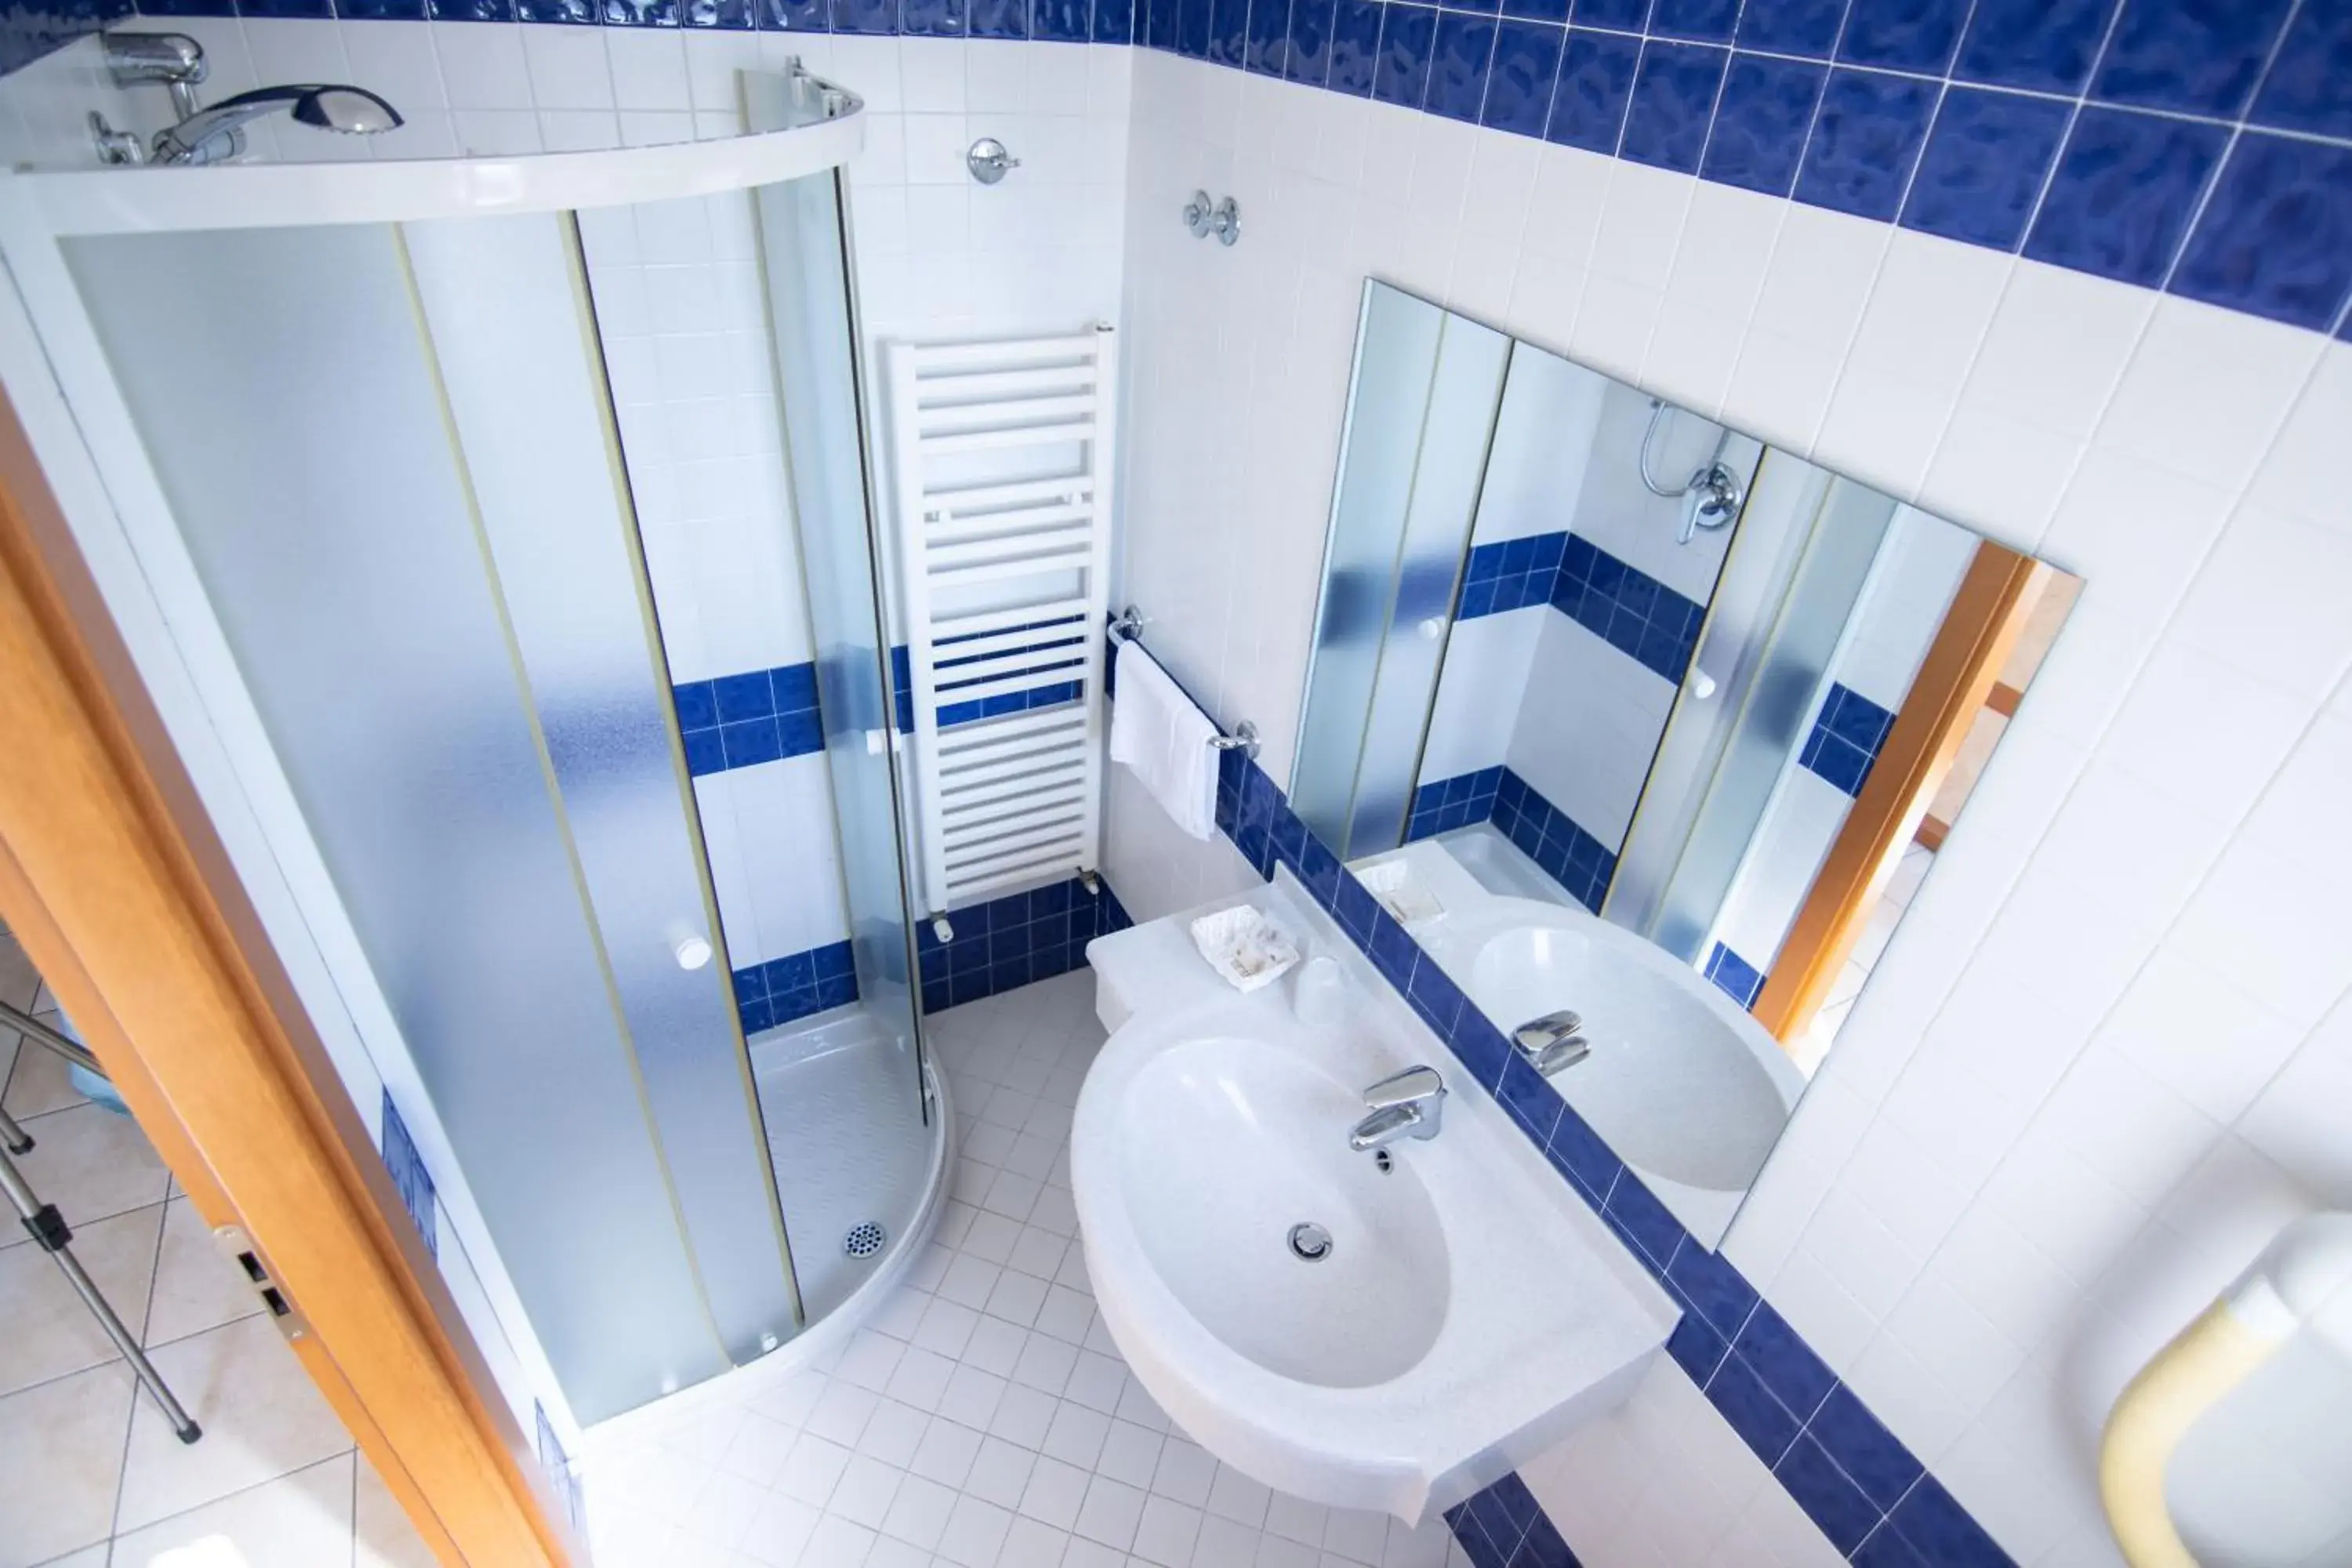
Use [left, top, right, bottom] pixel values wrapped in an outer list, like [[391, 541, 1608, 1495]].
[[1287, 1222, 1333, 1261]]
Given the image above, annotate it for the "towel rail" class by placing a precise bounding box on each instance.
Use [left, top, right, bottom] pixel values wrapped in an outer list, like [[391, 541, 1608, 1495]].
[[1106, 603, 1260, 760], [887, 326, 1117, 921]]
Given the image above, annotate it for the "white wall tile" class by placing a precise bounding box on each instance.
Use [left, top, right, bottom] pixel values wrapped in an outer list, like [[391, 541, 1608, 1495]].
[[521, 24, 613, 110], [2094, 297, 2325, 492], [1105, 57, 2352, 1568]]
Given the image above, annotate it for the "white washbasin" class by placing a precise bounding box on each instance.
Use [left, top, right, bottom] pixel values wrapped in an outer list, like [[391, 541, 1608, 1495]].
[[1076, 875, 1676, 1523], [1116, 1038, 1450, 1388], [1417, 893, 1805, 1244]]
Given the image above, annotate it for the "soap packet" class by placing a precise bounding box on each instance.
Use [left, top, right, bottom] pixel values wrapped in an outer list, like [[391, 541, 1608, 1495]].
[[1188, 904, 1301, 993]]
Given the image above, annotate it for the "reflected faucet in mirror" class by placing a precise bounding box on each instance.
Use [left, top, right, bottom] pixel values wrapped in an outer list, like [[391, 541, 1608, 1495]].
[[1348, 1065, 1446, 1154], [1292, 281, 2082, 1248], [1512, 1009, 1590, 1074]]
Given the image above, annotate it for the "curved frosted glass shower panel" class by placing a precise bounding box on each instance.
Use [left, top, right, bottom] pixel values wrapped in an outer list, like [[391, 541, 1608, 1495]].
[[8, 73, 938, 1425], [66, 217, 754, 1417]]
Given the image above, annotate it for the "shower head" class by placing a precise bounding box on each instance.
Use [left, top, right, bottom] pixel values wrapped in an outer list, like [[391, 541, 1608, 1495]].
[[150, 83, 405, 165], [288, 85, 404, 136]]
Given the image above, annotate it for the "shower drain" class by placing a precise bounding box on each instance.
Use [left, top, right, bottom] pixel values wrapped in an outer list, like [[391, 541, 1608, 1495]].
[[1287, 1222, 1334, 1262], [844, 1221, 887, 1258]]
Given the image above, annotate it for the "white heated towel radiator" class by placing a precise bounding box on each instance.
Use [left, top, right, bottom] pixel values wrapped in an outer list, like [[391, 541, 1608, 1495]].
[[884, 325, 1116, 921]]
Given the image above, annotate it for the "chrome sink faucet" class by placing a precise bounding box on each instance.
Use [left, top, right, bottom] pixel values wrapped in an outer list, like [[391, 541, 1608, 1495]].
[[1348, 1066, 1446, 1153]]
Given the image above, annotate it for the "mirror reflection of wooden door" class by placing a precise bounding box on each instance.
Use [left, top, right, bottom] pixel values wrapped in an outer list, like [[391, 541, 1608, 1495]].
[[1751, 539, 2053, 1044]]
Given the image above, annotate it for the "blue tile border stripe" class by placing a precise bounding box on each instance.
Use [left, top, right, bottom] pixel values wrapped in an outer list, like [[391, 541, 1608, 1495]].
[[2, 0, 129, 74], [1458, 530, 1709, 687], [114, 0, 1134, 39], [1705, 938, 1765, 1007], [1136, 0, 2352, 340], [1802, 681, 1897, 797], [1196, 726, 2017, 1566], [731, 936, 858, 1034], [681, 648, 1086, 779], [675, 659, 825, 779], [917, 871, 1133, 1013], [379, 1089, 437, 1261]]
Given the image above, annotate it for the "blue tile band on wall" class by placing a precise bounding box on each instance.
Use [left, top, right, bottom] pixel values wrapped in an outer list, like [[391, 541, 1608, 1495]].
[[2, 0, 129, 75], [917, 872, 1132, 1012], [1447, 1472, 1577, 1568], [533, 1399, 588, 1535], [1408, 764, 1620, 913], [681, 648, 1086, 779], [1705, 938, 1766, 1008], [16, 1, 2329, 339], [379, 1089, 437, 1261], [675, 659, 825, 779], [732, 937, 857, 1034], [1458, 530, 1709, 688], [1140, 0, 2352, 339], [1203, 730, 2017, 1566], [1801, 681, 1896, 798]]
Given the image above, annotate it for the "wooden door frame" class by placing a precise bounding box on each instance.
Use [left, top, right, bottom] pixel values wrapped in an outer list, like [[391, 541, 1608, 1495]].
[[0, 387, 579, 1566], [1752, 539, 2051, 1044]]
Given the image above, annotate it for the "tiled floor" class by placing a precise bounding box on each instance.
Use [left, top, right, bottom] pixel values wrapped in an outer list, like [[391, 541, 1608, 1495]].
[[582, 969, 1475, 1568], [0, 927, 435, 1568]]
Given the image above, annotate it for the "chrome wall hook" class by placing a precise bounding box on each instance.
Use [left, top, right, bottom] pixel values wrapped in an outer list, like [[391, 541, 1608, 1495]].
[[966, 137, 1019, 184], [1182, 190, 1240, 245]]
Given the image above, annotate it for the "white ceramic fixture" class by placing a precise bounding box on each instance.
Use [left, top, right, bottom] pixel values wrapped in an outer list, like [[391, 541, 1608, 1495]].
[[1074, 872, 1676, 1523], [1377, 835, 1805, 1246]]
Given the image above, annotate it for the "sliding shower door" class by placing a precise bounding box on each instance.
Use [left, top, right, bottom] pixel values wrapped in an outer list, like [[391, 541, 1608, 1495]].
[[64, 214, 797, 1421]]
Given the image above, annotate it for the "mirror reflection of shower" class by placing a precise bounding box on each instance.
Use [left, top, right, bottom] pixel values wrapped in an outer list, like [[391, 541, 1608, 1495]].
[[89, 32, 403, 166], [1638, 398, 1745, 543]]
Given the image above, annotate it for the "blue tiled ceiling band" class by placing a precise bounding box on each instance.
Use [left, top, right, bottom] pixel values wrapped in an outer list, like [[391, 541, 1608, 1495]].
[[40, 0, 2343, 335]]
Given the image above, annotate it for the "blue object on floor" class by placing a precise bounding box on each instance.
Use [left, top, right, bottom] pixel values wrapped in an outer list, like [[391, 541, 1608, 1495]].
[[69, 1062, 128, 1116]]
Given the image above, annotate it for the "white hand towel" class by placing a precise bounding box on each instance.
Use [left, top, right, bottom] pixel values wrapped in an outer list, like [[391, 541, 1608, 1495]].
[[1109, 643, 1219, 839]]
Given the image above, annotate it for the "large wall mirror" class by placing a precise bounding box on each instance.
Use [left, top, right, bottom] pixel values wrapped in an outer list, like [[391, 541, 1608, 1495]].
[[1294, 281, 2082, 1248]]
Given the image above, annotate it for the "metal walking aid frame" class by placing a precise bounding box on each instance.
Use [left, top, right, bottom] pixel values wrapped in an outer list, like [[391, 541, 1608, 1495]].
[[0, 996, 201, 1442]]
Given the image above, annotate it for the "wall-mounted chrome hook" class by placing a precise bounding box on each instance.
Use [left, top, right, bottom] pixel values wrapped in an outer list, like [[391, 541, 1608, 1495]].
[[1207, 719, 1259, 757], [966, 136, 1019, 184], [1182, 190, 1241, 245]]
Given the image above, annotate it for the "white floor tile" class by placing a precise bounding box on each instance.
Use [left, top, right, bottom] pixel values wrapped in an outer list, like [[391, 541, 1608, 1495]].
[[355, 1451, 441, 1567], [1073, 1473, 1145, 1552], [0, 1360, 133, 1568], [146, 1195, 265, 1348], [116, 1312, 357, 1534], [0, 1203, 161, 1397], [578, 976, 1477, 1568], [2, 1018, 87, 1118], [110, 1452, 354, 1568], [8, 1102, 171, 1229]]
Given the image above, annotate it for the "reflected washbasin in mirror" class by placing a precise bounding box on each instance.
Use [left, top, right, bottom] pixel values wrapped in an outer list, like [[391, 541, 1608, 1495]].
[[1115, 1037, 1450, 1388], [1421, 893, 1802, 1200]]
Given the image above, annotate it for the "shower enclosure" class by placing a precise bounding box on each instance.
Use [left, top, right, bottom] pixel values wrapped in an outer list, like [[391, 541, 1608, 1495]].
[[0, 64, 941, 1428]]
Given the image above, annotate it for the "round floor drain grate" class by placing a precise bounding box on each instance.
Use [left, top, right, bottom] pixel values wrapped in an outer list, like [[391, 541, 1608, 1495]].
[[1287, 1222, 1333, 1262], [844, 1221, 887, 1258]]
